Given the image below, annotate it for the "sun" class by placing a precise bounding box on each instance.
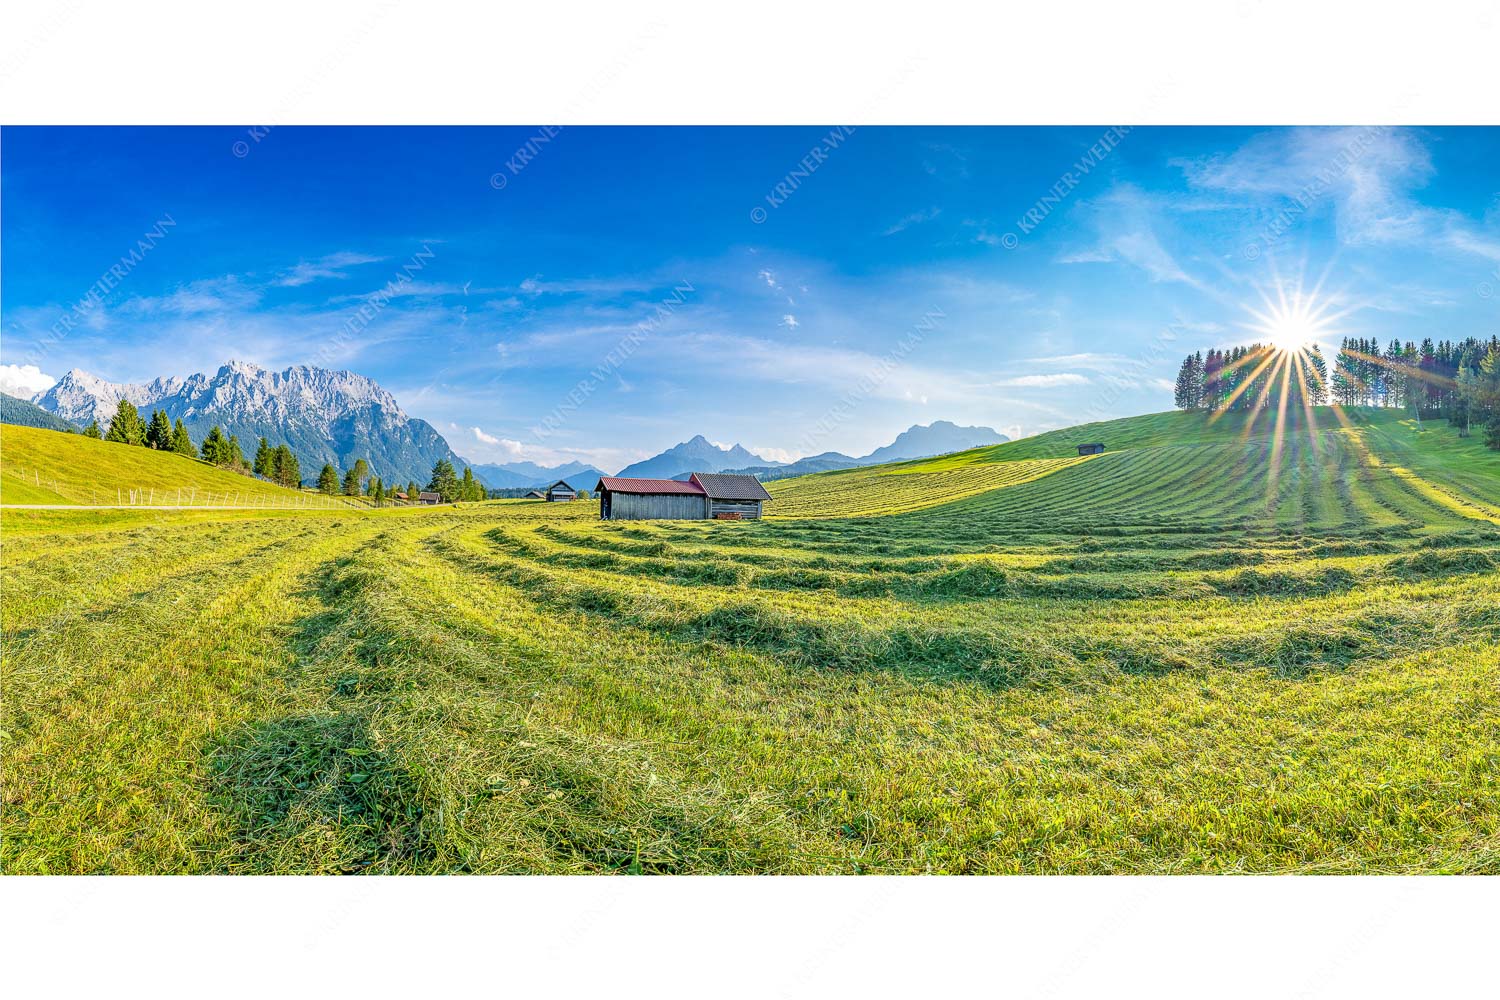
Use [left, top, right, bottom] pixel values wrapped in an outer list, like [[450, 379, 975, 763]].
[[1266, 310, 1318, 353], [1245, 278, 1341, 356]]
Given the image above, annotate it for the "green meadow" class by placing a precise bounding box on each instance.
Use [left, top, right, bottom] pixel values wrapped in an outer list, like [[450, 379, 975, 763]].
[[2, 408, 1497, 873]]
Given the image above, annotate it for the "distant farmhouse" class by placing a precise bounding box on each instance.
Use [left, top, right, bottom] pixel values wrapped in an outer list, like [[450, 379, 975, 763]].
[[417, 491, 442, 505], [1077, 443, 1106, 456], [595, 472, 772, 521], [524, 489, 546, 500], [544, 480, 578, 502]]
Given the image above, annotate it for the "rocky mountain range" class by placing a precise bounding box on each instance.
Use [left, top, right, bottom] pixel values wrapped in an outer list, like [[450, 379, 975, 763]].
[[720, 421, 1009, 481], [614, 436, 779, 481], [31, 361, 469, 485]]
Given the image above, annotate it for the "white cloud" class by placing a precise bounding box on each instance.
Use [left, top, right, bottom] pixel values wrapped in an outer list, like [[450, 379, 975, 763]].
[[993, 373, 1090, 388], [882, 206, 941, 236], [780, 314, 799, 329], [120, 276, 262, 316], [1059, 184, 1198, 286], [749, 445, 799, 464], [275, 251, 386, 287], [472, 426, 502, 446], [0, 363, 56, 398]]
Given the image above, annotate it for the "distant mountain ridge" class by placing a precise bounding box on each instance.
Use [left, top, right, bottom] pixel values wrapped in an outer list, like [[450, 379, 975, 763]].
[[466, 459, 611, 490], [614, 435, 779, 480], [2, 391, 80, 433], [719, 421, 1009, 480], [32, 361, 469, 486]]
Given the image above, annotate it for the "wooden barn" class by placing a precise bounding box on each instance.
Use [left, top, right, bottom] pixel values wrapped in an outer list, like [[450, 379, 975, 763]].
[[544, 480, 578, 502], [524, 489, 546, 499], [1077, 443, 1106, 456], [594, 472, 772, 521], [417, 491, 442, 505]]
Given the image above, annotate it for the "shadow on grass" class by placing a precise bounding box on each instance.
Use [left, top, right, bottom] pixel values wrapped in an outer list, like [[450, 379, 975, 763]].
[[206, 712, 436, 873]]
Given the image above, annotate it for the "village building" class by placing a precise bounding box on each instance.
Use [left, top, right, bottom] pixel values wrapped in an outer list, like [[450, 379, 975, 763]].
[[417, 491, 442, 505], [594, 472, 772, 521], [1077, 443, 1106, 456]]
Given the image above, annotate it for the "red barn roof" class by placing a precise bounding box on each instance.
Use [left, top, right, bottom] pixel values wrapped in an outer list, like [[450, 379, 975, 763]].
[[595, 477, 707, 495]]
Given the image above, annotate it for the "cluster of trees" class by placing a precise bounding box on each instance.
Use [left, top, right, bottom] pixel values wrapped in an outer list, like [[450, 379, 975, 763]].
[[1172, 336, 1500, 450], [245, 436, 301, 487], [90, 400, 195, 457], [1173, 343, 1329, 412], [426, 458, 487, 503], [87, 401, 505, 496], [1328, 337, 1500, 440]]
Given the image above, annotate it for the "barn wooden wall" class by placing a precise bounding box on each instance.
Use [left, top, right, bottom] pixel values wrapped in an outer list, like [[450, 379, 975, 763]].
[[606, 492, 709, 520]]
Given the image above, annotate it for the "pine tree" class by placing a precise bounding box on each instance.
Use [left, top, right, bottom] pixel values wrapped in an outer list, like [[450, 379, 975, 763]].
[[200, 426, 228, 464], [226, 434, 244, 470], [427, 458, 458, 502], [145, 408, 173, 449], [271, 445, 299, 488], [171, 419, 195, 456], [1173, 354, 1203, 411], [318, 463, 339, 495], [83, 419, 102, 439], [460, 466, 480, 501], [343, 467, 360, 496], [254, 437, 273, 477], [370, 476, 385, 507], [406, 480, 419, 504], [104, 400, 147, 445]]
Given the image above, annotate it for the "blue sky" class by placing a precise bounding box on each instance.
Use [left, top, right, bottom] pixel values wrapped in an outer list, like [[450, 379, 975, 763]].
[[3, 125, 1499, 470]]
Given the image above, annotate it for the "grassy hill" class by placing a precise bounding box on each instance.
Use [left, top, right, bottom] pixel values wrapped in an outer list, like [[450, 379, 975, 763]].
[[771, 407, 1500, 525], [0, 424, 359, 507], [3, 407, 1497, 874]]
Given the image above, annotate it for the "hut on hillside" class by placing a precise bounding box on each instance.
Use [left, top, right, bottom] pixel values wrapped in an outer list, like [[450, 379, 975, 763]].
[[524, 489, 546, 499], [544, 480, 578, 502], [1077, 443, 1106, 456], [594, 472, 772, 521], [417, 491, 442, 505]]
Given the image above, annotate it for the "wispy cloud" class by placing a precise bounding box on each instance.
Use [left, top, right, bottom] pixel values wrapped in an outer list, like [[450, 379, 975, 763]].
[[274, 251, 386, 287], [992, 372, 1090, 388], [882, 206, 941, 236], [1059, 184, 1200, 286]]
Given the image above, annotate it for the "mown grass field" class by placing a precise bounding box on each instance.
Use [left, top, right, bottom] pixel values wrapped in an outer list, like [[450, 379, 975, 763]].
[[2, 408, 1497, 873]]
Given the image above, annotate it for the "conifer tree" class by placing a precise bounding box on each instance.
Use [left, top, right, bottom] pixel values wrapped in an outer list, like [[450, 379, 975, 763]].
[[343, 467, 360, 496], [318, 463, 339, 495], [370, 476, 385, 507], [406, 481, 419, 503], [145, 409, 173, 449], [460, 466, 479, 501], [200, 426, 229, 464], [83, 419, 102, 439], [427, 458, 458, 502], [104, 400, 147, 445], [170, 419, 195, 455], [254, 437, 273, 477]]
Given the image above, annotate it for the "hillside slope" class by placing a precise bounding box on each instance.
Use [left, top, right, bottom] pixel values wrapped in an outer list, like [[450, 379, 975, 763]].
[[770, 407, 1500, 526], [0, 424, 360, 507]]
